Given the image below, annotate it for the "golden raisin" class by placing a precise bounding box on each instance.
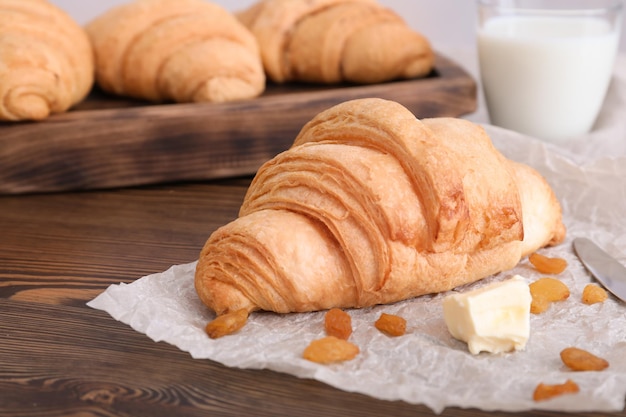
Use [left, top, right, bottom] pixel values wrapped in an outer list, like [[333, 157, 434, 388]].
[[560, 347, 609, 371], [529, 277, 570, 314], [375, 313, 407, 337], [205, 309, 249, 339], [533, 379, 579, 402], [528, 252, 568, 274], [582, 284, 608, 305], [530, 296, 550, 314], [325, 308, 352, 340], [530, 278, 570, 302], [303, 336, 360, 364]]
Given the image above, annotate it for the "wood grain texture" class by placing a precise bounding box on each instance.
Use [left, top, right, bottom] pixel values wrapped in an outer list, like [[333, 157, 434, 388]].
[[0, 54, 476, 195], [0, 182, 247, 306], [0, 181, 624, 417]]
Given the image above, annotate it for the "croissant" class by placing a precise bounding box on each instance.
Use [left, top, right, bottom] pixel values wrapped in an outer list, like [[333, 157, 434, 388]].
[[195, 98, 566, 315], [85, 0, 265, 103], [237, 0, 435, 84], [0, 0, 94, 121]]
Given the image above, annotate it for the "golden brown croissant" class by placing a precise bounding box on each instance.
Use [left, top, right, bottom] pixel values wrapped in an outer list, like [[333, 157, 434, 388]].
[[195, 98, 566, 315], [85, 0, 265, 103], [0, 0, 94, 121], [237, 0, 434, 84]]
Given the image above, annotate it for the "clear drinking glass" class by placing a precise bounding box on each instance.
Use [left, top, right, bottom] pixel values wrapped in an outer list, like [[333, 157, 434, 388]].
[[477, 0, 623, 143]]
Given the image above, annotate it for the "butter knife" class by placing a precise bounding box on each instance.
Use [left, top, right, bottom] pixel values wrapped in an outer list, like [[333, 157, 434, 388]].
[[573, 237, 626, 302]]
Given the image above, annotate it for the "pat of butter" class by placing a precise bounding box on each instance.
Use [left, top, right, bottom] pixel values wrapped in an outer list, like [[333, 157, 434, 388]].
[[443, 276, 531, 355]]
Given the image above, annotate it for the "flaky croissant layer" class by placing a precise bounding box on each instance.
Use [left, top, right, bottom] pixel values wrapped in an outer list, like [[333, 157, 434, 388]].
[[195, 98, 566, 315]]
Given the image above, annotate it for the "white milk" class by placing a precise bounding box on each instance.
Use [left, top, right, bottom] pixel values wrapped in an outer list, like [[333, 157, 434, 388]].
[[478, 16, 620, 142]]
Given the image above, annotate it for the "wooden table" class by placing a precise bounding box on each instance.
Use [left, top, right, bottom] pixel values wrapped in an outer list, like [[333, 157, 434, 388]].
[[1, 179, 624, 417]]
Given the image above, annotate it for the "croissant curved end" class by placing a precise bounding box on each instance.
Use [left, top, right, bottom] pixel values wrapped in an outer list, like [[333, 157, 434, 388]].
[[5, 92, 51, 121]]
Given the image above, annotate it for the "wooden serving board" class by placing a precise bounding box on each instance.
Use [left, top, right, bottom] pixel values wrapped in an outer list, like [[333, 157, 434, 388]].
[[0, 53, 476, 195]]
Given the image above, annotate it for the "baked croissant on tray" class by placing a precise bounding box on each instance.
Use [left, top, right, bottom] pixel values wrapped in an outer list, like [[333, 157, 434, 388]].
[[0, 0, 94, 121], [237, 0, 435, 84], [195, 98, 566, 315], [86, 0, 265, 103]]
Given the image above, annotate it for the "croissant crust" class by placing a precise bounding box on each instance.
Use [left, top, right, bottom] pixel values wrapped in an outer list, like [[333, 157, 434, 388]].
[[237, 0, 435, 84], [86, 0, 266, 103], [195, 98, 566, 315], [0, 0, 94, 121]]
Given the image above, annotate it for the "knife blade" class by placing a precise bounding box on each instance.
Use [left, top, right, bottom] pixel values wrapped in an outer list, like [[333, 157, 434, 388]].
[[573, 237, 626, 302]]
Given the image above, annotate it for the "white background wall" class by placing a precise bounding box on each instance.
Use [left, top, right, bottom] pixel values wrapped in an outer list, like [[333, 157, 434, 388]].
[[50, 0, 626, 53]]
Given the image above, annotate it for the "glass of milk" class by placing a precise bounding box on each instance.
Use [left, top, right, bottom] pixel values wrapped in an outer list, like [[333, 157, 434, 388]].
[[477, 0, 623, 143]]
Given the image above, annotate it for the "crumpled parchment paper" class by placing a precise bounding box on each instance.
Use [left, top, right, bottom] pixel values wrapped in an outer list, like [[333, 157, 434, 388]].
[[88, 53, 626, 414]]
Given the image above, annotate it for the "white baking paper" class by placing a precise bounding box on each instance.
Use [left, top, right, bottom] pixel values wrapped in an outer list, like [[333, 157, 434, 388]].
[[88, 53, 626, 414]]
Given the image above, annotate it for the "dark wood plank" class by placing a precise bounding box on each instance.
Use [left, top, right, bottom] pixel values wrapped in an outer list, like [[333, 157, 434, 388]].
[[0, 54, 476, 195], [0, 182, 248, 307], [2, 298, 613, 417]]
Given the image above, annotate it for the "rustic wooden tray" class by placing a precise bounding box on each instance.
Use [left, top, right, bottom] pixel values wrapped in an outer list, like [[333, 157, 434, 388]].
[[0, 53, 476, 195]]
